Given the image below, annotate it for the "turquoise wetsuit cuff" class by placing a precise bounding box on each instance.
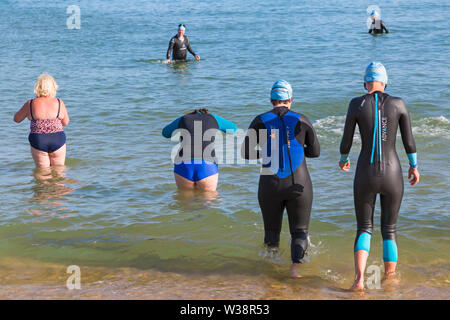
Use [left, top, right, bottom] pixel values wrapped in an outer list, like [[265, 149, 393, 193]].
[[355, 232, 371, 252], [340, 154, 350, 164], [383, 240, 398, 262], [407, 153, 417, 168]]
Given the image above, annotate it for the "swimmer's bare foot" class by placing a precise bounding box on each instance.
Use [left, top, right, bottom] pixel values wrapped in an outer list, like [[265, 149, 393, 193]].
[[382, 271, 400, 289], [290, 263, 302, 278], [349, 278, 364, 291]]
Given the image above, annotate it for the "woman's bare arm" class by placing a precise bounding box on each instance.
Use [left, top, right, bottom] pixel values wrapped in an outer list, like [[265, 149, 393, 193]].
[[14, 101, 30, 123]]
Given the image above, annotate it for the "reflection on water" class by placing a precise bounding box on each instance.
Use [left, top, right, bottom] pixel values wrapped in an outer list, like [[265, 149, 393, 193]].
[[171, 188, 221, 211], [27, 166, 77, 219], [167, 60, 194, 77]]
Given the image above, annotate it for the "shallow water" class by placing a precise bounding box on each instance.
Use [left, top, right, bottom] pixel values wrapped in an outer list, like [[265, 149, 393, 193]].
[[0, 0, 448, 299]]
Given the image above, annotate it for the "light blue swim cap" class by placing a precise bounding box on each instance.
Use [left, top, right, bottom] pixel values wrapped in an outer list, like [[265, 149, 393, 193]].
[[178, 24, 186, 31], [370, 10, 380, 19], [364, 61, 388, 84], [271, 80, 293, 100]]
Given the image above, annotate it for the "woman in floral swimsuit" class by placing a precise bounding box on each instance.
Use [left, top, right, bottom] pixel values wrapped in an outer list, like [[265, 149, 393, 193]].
[[14, 73, 70, 167]]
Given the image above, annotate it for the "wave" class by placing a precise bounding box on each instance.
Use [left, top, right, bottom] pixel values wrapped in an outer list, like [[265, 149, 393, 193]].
[[313, 115, 449, 140], [412, 116, 450, 139]]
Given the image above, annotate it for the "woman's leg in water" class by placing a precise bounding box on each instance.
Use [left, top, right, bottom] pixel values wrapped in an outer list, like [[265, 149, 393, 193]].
[[49, 144, 66, 166], [30, 146, 51, 168], [351, 178, 377, 291], [380, 179, 403, 279], [285, 188, 312, 278], [195, 173, 218, 191], [174, 172, 196, 189], [258, 183, 285, 252]]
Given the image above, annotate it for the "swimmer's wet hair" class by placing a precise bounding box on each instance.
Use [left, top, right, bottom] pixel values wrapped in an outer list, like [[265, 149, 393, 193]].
[[271, 99, 291, 106], [189, 108, 209, 114], [34, 73, 58, 98]]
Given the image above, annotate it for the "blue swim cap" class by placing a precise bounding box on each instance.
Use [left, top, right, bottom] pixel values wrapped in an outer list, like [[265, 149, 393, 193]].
[[271, 80, 293, 100], [370, 10, 380, 19], [178, 24, 185, 31], [364, 61, 388, 84]]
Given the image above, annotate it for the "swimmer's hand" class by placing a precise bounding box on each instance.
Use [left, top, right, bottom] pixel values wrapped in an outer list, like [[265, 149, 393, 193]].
[[408, 167, 420, 186], [339, 161, 351, 172], [195, 55, 200, 61], [164, 59, 171, 64]]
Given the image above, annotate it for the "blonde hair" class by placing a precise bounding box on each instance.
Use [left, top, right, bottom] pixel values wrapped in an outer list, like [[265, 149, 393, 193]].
[[34, 73, 58, 97]]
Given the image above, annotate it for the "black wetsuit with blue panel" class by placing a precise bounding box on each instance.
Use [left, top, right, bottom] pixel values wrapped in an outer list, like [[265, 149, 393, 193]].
[[242, 106, 320, 263], [340, 91, 417, 262]]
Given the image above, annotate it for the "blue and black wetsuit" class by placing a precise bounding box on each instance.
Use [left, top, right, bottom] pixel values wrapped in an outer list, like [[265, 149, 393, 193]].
[[162, 112, 237, 182], [166, 35, 197, 61], [241, 106, 320, 263], [340, 91, 417, 263]]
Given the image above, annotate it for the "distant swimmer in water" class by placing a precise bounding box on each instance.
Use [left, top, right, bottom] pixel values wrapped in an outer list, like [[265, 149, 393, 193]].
[[368, 10, 389, 34], [241, 80, 320, 278], [14, 73, 70, 168], [339, 62, 420, 291], [165, 24, 200, 64], [162, 108, 237, 191]]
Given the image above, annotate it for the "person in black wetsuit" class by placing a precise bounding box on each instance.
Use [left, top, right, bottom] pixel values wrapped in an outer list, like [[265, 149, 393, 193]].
[[165, 24, 200, 63], [339, 62, 420, 291], [241, 80, 320, 278], [368, 10, 389, 34]]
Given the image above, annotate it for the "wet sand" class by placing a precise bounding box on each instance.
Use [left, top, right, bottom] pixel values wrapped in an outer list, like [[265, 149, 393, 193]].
[[0, 258, 448, 300]]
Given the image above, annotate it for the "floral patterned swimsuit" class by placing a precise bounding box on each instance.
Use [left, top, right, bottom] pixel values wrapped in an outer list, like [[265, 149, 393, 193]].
[[28, 99, 66, 153]]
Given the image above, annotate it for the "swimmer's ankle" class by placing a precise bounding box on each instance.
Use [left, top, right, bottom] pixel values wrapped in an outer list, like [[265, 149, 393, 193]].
[[290, 263, 302, 278]]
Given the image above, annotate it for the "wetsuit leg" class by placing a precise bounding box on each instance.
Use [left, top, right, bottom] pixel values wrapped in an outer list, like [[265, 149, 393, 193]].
[[353, 172, 377, 253], [258, 176, 284, 248], [380, 176, 404, 262], [285, 187, 312, 263]]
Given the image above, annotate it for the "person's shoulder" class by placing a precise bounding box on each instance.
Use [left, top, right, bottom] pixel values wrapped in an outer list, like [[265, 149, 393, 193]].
[[385, 93, 404, 104], [349, 95, 366, 108], [385, 94, 407, 110], [297, 113, 315, 127], [351, 95, 366, 104], [248, 113, 265, 129]]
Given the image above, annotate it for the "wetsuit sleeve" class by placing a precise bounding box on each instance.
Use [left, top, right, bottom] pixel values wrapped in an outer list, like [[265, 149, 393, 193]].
[[340, 100, 358, 161], [212, 114, 238, 133], [166, 37, 175, 59], [382, 21, 389, 33], [397, 98, 417, 164], [299, 115, 320, 158], [162, 116, 182, 138], [185, 36, 197, 56], [368, 22, 374, 33], [241, 116, 265, 160]]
